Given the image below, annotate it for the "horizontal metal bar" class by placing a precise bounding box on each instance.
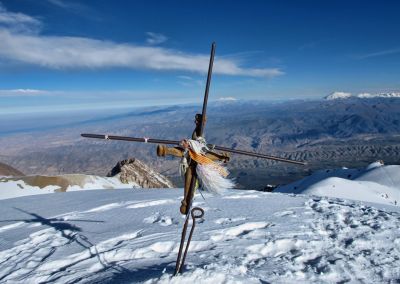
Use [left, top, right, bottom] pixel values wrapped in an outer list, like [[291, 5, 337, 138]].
[[213, 145, 307, 166], [81, 133, 306, 165], [81, 133, 181, 146]]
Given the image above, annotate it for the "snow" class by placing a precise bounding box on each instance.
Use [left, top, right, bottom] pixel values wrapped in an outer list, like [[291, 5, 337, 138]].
[[0, 174, 139, 200], [357, 92, 400, 99], [0, 188, 399, 283], [276, 162, 400, 206], [325, 91, 352, 100], [325, 91, 400, 100], [0, 179, 59, 199]]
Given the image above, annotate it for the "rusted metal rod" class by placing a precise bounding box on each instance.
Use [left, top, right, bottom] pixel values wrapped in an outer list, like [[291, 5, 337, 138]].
[[80, 133, 306, 165], [199, 42, 216, 137], [213, 145, 306, 165], [174, 207, 205, 275], [81, 133, 181, 146]]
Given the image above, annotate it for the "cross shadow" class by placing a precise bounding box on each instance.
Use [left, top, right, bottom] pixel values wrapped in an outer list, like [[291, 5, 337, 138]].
[[91, 261, 176, 284], [2, 207, 147, 283], [1, 207, 104, 242]]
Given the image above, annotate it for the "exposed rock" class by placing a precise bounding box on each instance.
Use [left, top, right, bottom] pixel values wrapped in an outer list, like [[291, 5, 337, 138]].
[[0, 162, 24, 177], [107, 158, 174, 188]]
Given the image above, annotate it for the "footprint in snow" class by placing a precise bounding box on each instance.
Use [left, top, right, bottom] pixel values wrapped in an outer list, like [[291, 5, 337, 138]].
[[273, 210, 296, 217], [143, 212, 177, 226], [214, 217, 247, 225], [210, 222, 270, 242]]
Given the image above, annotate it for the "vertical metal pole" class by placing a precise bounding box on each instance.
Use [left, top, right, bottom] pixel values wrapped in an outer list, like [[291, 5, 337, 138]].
[[199, 42, 216, 137], [174, 42, 216, 276]]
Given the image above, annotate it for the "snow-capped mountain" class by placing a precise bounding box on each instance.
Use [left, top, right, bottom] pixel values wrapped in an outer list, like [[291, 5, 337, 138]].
[[0, 188, 399, 283], [325, 91, 400, 100], [357, 92, 400, 98], [325, 91, 352, 100]]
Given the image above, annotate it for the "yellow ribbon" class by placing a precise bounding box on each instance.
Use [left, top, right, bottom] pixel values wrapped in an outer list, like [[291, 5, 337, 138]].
[[188, 150, 229, 177]]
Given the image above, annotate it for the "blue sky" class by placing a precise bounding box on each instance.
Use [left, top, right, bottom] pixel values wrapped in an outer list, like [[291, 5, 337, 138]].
[[1, 0, 400, 114]]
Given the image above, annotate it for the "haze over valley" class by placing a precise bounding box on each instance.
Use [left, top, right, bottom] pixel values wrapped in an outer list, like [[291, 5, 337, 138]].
[[2, 96, 399, 189]]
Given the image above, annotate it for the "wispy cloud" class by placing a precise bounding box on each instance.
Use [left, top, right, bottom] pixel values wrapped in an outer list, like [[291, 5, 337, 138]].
[[0, 2, 41, 33], [177, 75, 193, 80], [46, 0, 100, 20], [0, 4, 283, 78], [177, 75, 203, 87], [0, 89, 49, 96], [354, 48, 400, 59], [146, 32, 168, 45], [47, 0, 74, 9]]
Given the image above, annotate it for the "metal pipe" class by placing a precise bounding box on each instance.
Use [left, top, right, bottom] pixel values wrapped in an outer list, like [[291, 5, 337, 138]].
[[214, 145, 307, 166], [80, 133, 306, 165], [174, 207, 205, 275], [81, 133, 180, 146], [199, 42, 216, 137]]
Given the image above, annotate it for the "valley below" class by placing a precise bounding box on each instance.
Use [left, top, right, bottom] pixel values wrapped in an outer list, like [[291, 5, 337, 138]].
[[1, 98, 400, 190]]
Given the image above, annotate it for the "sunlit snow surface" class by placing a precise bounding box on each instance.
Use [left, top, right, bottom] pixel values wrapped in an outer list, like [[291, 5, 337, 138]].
[[0, 174, 139, 200], [0, 189, 399, 283], [276, 162, 400, 206]]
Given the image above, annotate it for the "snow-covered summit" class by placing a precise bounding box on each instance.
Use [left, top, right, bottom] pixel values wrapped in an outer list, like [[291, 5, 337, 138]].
[[325, 91, 400, 100], [276, 161, 399, 206], [325, 91, 352, 100], [0, 188, 399, 283]]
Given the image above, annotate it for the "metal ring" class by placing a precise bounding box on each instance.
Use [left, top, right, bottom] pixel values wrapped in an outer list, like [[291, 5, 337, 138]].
[[191, 207, 204, 219]]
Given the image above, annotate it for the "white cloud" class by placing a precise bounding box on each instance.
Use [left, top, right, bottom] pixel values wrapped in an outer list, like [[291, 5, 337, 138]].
[[0, 2, 41, 34], [0, 89, 49, 96], [146, 32, 168, 45], [0, 29, 283, 77], [0, 4, 283, 78]]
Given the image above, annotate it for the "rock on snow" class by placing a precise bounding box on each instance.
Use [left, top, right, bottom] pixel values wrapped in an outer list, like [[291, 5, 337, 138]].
[[0, 188, 399, 283]]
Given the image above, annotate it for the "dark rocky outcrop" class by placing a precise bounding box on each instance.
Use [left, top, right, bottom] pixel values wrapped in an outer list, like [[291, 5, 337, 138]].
[[0, 162, 24, 177]]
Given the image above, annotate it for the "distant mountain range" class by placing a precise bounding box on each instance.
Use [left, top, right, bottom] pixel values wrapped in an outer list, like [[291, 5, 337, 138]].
[[325, 91, 400, 100], [1, 97, 399, 189]]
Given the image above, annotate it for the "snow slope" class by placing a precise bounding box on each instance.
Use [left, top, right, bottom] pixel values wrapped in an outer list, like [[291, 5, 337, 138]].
[[0, 174, 139, 200], [0, 189, 399, 283], [276, 162, 400, 206]]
